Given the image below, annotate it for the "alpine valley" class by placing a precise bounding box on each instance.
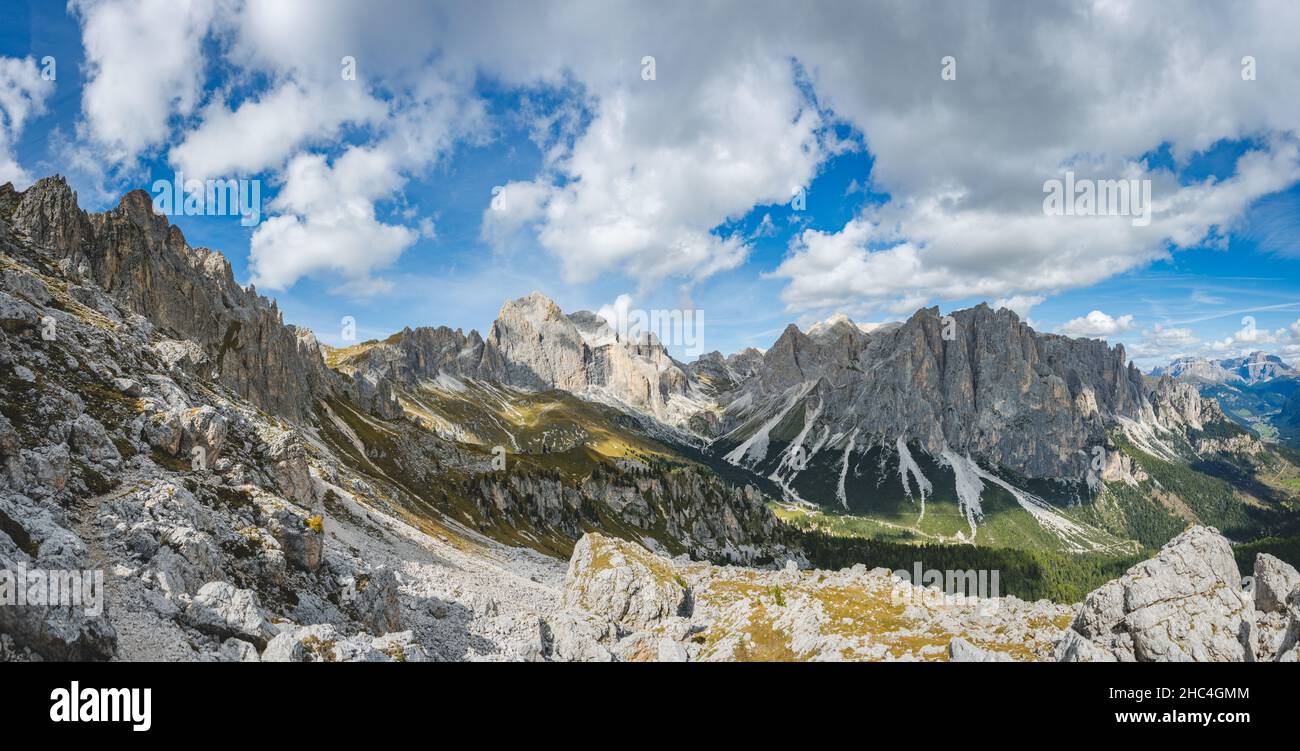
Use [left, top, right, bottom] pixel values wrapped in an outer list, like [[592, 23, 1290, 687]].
[[3, 177, 1300, 662]]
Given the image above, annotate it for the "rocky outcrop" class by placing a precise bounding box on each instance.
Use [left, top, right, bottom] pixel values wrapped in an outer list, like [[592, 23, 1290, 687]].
[[562, 534, 689, 632], [0, 493, 118, 660], [347, 567, 403, 634], [4, 177, 387, 423], [1253, 553, 1300, 614], [332, 292, 696, 420], [261, 624, 426, 662], [1058, 527, 1254, 661], [473, 467, 789, 564], [185, 581, 278, 648], [560, 532, 1072, 661]]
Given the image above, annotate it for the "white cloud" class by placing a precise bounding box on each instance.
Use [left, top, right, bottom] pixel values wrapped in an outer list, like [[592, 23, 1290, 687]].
[[1125, 324, 1201, 361], [62, 0, 1300, 307], [248, 147, 417, 295], [73, 0, 217, 163], [485, 62, 827, 286], [169, 82, 387, 179], [0, 56, 54, 187], [1057, 310, 1137, 339], [770, 141, 1300, 314]]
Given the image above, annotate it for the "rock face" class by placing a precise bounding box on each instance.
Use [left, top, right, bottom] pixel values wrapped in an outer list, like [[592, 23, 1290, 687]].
[[6, 176, 393, 423], [562, 534, 689, 632], [1059, 527, 1254, 662], [185, 581, 278, 648], [335, 292, 694, 420], [711, 305, 1231, 484], [1253, 553, 1300, 614], [472, 467, 789, 564]]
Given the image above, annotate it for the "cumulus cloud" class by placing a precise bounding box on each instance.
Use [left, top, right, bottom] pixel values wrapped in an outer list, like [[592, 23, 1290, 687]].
[[63, 0, 1300, 305], [72, 0, 217, 163], [1057, 310, 1137, 339], [249, 147, 417, 295], [169, 82, 387, 179], [993, 295, 1046, 321], [1124, 324, 1201, 361], [484, 63, 827, 286], [771, 140, 1300, 313], [0, 56, 54, 187]]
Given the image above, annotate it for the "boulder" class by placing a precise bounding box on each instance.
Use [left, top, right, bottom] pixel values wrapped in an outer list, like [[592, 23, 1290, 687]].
[[1253, 553, 1300, 614], [69, 414, 121, 464], [255, 494, 323, 571], [0, 290, 38, 332], [262, 624, 423, 662], [350, 567, 402, 633], [561, 533, 688, 632], [542, 609, 616, 662], [262, 624, 368, 662], [1276, 605, 1300, 662], [264, 431, 316, 507], [1061, 527, 1253, 662], [185, 581, 277, 648], [657, 637, 689, 662], [219, 638, 260, 662], [371, 631, 428, 662], [948, 636, 1013, 662], [1054, 629, 1119, 662]]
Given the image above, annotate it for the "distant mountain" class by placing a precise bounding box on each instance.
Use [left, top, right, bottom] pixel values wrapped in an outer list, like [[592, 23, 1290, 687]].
[[1152, 352, 1296, 385], [1152, 352, 1300, 448], [333, 287, 1300, 554]]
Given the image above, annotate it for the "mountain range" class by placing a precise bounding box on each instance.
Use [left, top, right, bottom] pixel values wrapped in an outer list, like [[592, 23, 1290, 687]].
[[1151, 352, 1300, 448], [3, 176, 1300, 662]]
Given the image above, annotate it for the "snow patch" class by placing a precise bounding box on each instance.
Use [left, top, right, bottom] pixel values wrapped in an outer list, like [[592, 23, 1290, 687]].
[[896, 436, 932, 523]]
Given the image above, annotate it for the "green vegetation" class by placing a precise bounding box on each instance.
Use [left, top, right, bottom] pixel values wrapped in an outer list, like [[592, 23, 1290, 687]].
[[1232, 533, 1300, 573], [1110, 434, 1256, 538], [1076, 481, 1188, 549], [797, 530, 1146, 603]]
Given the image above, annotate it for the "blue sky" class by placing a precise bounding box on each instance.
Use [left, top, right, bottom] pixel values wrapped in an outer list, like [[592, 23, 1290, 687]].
[[2, 1, 1299, 367]]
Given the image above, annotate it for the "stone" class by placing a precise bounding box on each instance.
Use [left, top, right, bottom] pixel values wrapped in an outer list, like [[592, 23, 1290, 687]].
[[1054, 629, 1119, 662], [185, 581, 277, 648], [1253, 553, 1300, 614], [542, 609, 616, 662], [219, 638, 260, 662], [1062, 527, 1253, 662], [255, 494, 323, 571], [69, 414, 121, 463], [562, 533, 688, 632], [351, 568, 402, 633], [947, 636, 1012, 662], [657, 637, 689, 662], [371, 631, 428, 662]]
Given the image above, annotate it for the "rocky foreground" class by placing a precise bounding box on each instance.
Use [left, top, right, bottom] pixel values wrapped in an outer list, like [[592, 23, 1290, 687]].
[[552, 526, 1299, 662]]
